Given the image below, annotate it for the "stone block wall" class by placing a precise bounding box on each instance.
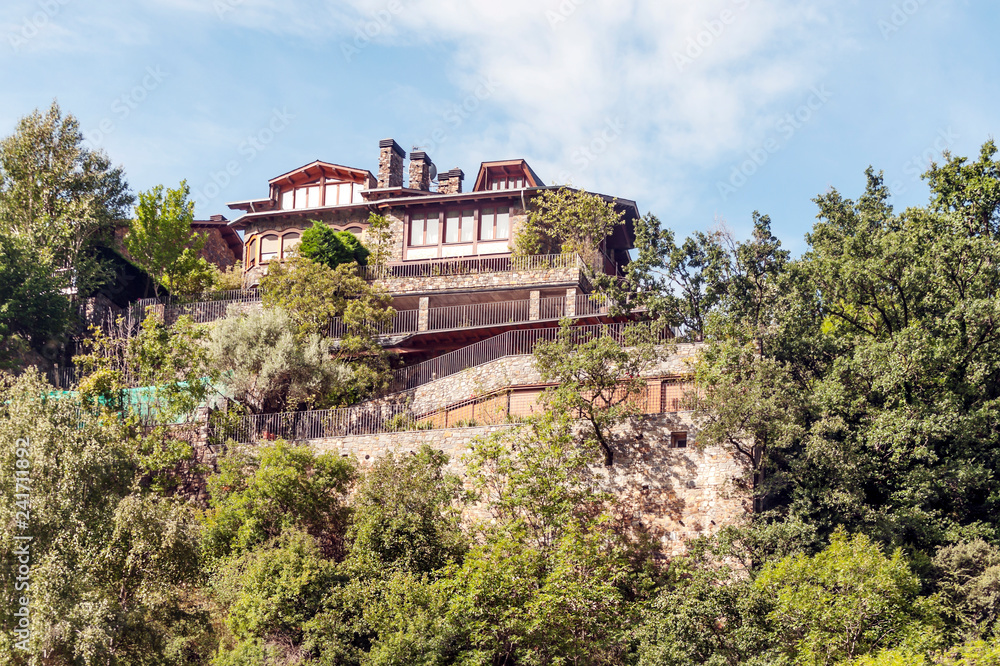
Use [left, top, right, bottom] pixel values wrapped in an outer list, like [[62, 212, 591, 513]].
[[373, 264, 587, 297], [309, 413, 748, 557]]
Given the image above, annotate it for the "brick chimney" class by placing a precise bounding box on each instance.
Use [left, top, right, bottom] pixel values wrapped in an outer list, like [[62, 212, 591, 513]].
[[438, 168, 464, 194], [408, 151, 433, 191], [377, 139, 405, 189]]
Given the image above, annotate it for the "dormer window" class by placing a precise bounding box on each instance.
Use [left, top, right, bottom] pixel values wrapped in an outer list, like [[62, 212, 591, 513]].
[[489, 176, 524, 191]]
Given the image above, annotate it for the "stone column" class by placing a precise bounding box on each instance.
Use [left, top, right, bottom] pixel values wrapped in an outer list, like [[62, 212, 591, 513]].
[[565, 288, 577, 317], [418, 297, 429, 331], [529, 290, 540, 321]]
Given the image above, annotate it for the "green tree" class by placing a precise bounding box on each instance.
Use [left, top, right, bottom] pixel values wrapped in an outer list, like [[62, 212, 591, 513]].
[[298, 220, 370, 269], [755, 530, 941, 664], [0, 234, 71, 361], [260, 256, 395, 402], [0, 101, 133, 298], [201, 441, 354, 563], [514, 186, 624, 270], [0, 373, 213, 665], [206, 306, 354, 413], [533, 321, 667, 466], [126, 181, 213, 299]]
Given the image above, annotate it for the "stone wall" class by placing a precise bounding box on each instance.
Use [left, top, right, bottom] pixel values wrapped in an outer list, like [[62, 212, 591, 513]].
[[374, 264, 587, 297], [309, 413, 748, 557], [384, 342, 702, 414]]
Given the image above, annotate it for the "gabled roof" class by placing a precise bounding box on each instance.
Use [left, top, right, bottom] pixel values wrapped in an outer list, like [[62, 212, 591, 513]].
[[472, 159, 545, 192], [268, 160, 374, 187]]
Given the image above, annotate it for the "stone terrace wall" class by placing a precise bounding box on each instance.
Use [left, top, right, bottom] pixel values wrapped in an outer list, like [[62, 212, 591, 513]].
[[309, 412, 747, 558], [384, 342, 703, 414], [374, 264, 588, 296]]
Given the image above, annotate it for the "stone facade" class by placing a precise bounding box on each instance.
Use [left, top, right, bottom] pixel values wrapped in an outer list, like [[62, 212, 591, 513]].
[[309, 413, 748, 557], [408, 151, 433, 191], [373, 264, 590, 297]]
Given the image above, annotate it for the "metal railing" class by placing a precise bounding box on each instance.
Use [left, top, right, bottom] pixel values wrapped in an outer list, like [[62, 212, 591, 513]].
[[386, 322, 673, 394], [215, 374, 691, 444], [361, 253, 583, 280], [329, 309, 419, 338], [427, 299, 532, 331]]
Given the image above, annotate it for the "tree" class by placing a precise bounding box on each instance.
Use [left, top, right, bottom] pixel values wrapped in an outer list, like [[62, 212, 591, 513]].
[[0, 101, 133, 298], [0, 234, 71, 361], [754, 530, 941, 664], [206, 306, 354, 413], [0, 373, 213, 664], [260, 256, 395, 402], [126, 181, 214, 299], [514, 187, 624, 270], [532, 321, 667, 466], [201, 441, 354, 563], [362, 212, 394, 275], [298, 220, 370, 269], [347, 446, 466, 575]]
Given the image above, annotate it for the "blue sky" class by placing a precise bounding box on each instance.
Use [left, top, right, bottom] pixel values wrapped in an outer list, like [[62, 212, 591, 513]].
[[0, 0, 994, 255]]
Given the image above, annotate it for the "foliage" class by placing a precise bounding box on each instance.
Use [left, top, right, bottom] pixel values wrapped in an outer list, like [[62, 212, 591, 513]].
[[755, 529, 941, 664], [260, 256, 395, 402], [533, 321, 668, 465], [209, 260, 244, 292], [0, 101, 133, 298], [298, 220, 370, 269], [361, 212, 394, 275], [514, 186, 624, 269], [206, 306, 354, 413], [930, 540, 1000, 639], [126, 181, 214, 299], [346, 446, 466, 575], [201, 441, 354, 563], [0, 373, 212, 665], [0, 234, 71, 358]]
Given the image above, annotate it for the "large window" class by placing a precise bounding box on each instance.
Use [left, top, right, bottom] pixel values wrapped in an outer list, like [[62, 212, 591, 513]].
[[281, 232, 300, 259], [445, 209, 475, 243], [410, 212, 439, 246], [247, 238, 257, 267], [479, 206, 510, 240], [260, 234, 280, 262]]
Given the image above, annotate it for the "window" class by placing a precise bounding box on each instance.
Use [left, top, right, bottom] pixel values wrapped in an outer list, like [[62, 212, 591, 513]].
[[489, 176, 525, 191], [445, 209, 475, 243], [281, 190, 293, 210], [344, 226, 363, 235], [671, 432, 688, 449], [260, 234, 280, 262], [480, 206, 510, 240], [306, 186, 321, 208], [247, 238, 257, 267], [281, 232, 300, 259], [410, 212, 438, 246]]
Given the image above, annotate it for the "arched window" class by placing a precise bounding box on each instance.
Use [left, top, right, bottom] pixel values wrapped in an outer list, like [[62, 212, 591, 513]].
[[344, 226, 363, 235], [247, 238, 257, 267], [281, 232, 301, 259], [260, 234, 280, 262]]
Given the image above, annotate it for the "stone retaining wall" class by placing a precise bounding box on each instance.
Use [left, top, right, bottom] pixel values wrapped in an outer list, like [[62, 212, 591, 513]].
[[309, 413, 747, 557], [373, 265, 588, 297]]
